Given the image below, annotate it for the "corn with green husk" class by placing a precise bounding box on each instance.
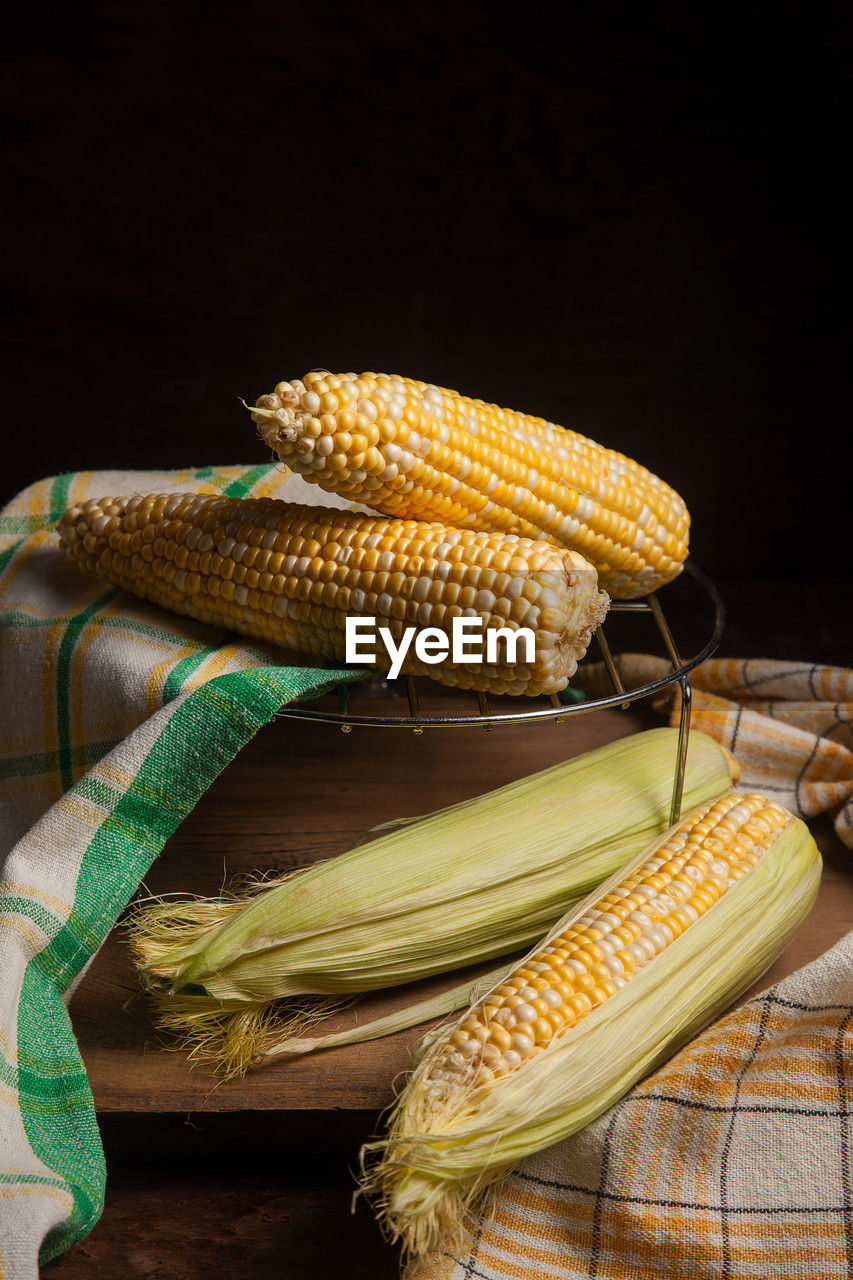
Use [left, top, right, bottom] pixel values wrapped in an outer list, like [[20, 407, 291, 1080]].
[[128, 728, 737, 1075], [361, 792, 820, 1269]]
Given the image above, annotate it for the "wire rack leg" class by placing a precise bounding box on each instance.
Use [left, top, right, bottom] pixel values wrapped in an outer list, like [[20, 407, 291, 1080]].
[[595, 625, 630, 710], [669, 677, 693, 826], [404, 676, 424, 734]]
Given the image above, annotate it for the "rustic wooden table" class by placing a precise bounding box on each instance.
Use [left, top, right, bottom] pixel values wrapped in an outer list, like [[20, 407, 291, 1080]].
[[45, 581, 851, 1279]]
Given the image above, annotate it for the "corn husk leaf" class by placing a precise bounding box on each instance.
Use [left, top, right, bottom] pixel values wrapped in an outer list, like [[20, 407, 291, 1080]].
[[260, 963, 512, 1062]]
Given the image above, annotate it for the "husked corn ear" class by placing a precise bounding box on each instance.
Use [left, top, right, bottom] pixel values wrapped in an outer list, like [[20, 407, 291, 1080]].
[[56, 493, 609, 697], [363, 793, 821, 1266], [252, 371, 689, 598], [127, 727, 739, 1076]]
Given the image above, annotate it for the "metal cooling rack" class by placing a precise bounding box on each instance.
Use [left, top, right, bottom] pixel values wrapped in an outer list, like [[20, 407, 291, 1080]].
[[279, 561, 725, 826]]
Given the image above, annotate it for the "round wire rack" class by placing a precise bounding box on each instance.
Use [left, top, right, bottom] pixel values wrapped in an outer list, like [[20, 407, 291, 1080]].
[[281, 560, 725, 825]]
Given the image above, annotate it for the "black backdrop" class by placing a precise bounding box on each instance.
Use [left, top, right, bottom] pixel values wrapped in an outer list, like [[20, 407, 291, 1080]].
[[3, 3, 849, 583]]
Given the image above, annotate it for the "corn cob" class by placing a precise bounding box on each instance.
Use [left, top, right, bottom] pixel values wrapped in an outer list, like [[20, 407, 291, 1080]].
[[127, 728, 739, 1075], [57, 493, 608, 696], [251, 371, 689, 598], [363, 792, 820, 1266]]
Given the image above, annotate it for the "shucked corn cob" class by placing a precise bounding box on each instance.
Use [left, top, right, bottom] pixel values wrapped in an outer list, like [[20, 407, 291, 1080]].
[[364, 792, 820, 1266], [127, 728, 739, 1075], [251, 371, 690, 598], [57, 493, 608, 696]]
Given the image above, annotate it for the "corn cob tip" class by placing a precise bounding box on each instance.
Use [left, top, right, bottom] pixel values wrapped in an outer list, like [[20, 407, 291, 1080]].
[[250, 382, 307, 445], [245, 397, 298, 444]]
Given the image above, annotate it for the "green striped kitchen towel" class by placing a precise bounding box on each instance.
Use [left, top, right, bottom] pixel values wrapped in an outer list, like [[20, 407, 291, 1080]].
[[0, 464, 364, 1275]]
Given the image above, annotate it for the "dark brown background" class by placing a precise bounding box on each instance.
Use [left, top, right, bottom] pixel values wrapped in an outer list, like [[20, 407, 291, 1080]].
[[3, 3, 850, 583]]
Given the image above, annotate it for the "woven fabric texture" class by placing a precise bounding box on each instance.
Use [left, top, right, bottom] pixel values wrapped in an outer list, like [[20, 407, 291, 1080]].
[[577, 655, 853, 849], [0, 465, 361, 1277]]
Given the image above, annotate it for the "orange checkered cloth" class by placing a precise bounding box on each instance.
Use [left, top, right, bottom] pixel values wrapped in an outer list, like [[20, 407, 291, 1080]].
[[579, 657, 853, 851], [419, 657, 853, 1280]]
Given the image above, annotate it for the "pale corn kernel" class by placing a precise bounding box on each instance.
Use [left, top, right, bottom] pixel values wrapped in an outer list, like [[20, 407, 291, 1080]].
[[510, 1003, 537, 1025], [510, 1033, 535, 1058]]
